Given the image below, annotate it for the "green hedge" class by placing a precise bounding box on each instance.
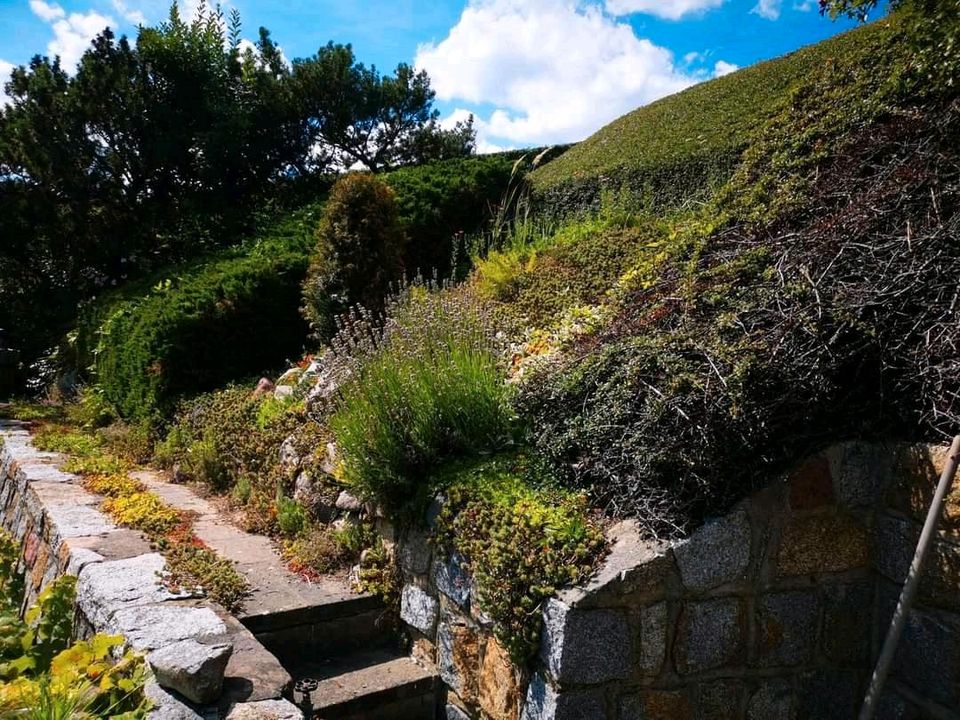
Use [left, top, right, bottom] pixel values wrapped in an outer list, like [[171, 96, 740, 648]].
[[79, 204, 322, 421]]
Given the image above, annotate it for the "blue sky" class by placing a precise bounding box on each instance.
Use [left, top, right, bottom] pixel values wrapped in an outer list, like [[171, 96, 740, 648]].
[[0, 0, 862, 150]]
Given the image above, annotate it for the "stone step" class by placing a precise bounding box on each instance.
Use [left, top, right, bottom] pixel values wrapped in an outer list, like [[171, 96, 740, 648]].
[[290, 650, 438, 720]]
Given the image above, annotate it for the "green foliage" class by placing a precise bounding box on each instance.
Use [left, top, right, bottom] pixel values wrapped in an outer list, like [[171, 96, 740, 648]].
[[102, 492, 184, 538], [528, 20, 898, 216], [432, 454, 605, 662], [302, 174, 405, 340], [164, 541, 251, 612], [275, 494, 308, 538], [329, 287, 514, 513], [283, 523, 371, 578], [61, 454, 132, 477], [0, 404, 64, 423], [31, 426, 103, 457]]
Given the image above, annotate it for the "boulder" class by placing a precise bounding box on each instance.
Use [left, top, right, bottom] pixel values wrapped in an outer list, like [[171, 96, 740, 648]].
[[148, 639, 234, 705]]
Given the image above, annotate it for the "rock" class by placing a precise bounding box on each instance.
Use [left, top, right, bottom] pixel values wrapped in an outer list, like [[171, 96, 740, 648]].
[[639, 601, 668, 675], [778, 514, 869, 576], [754, 591, 818, 667], [276, 367, 302, 386], [797, 670, 859, 720], [144, 680, 204, 720], [822, 583, 872, 666], [479, 637, 520, 720], [891, 607, 960, 708], [540, 598, 630, 684], [446, 705, 471, 720], [77, 554, 177, 628], [148, 639, 233, 705], [635, 690, 692, 720], [273, 385, 294, 401], [278, 437, 301, 478], [675, 598, 743, 674], [171, 463, 188, 484], [399, 529, 432, 577], [438, 615, 480, 704], [698, 682, 745, 720], [253, 378, 275, 396], [521, 674, 606, 720], [747, 682, 795, 720], [225, 699, 302, 720], [434, 552, 471, 608], [830, 442, 886, 508], [335, 490, 362, 512], [108, 604, 228, 652], [674, 510, 751, 592], [400, 584, 439, 634], [788, 455, 835, 511], [321, 442, 338, 476]]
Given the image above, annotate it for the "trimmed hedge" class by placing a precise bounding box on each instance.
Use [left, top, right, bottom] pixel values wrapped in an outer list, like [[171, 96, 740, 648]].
[[528, 20, 893, 216], [80, 204, 322, 421]]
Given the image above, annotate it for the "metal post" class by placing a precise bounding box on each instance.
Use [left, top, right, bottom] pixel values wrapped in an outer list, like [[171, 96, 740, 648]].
[[294, 677, 318, 720], [859, 434, 960, 720]]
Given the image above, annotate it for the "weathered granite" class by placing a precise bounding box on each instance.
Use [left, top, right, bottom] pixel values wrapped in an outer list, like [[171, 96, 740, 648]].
[[401, 583, 440, 634], [148, 639, 234, 704]]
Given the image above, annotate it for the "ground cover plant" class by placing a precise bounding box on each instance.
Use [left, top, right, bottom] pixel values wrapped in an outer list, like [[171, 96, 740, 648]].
[[0, 532, 150, 718]]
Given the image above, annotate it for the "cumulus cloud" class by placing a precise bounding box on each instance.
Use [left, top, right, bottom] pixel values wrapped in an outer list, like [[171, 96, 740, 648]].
[[713, 60, 738, 76], [751, 0, 782, 19], [605, 0, 726, 20], [111, 0, 148, 26], [417, 0, 728, 148], [0, 60, 14, 107], [29, 1, 115, 69]]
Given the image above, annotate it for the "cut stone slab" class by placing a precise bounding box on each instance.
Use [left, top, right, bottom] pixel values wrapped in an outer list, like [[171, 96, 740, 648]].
[[225, 699, 301, 720], [77, 553, 179, 628], [149, 639, 233, 705], [144, 681, 205, 720], [540, 598, 630, 684], [674, 510, 751, 592], [108, 604, 228, 651], [401, 584, 439, 634]]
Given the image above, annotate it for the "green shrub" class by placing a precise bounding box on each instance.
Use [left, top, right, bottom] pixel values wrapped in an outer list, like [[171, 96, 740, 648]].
[[302, 174, 405, 341], [283, 524, 371, 578], [77, 203, 320, 422], [275, 494, 308, 538], [329, 287, 514, 513], [432, 454, 605, 662]]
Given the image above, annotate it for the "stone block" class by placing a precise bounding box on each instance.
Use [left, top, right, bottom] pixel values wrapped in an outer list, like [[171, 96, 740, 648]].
[[540, 598, 631, 684], [674, 511, 751, 592], [446, 705, 471, 720], [788, 455, 835, 511], [754, 591, 818, 667], [830, 442, 886, 508], [888, 444, 960, 535], [438, 615, 480, 705], [77, 553, 178, 628], [746, 681, 795, 720], [618, 694, 641, 720], [144, 680, 204, 720], [400, 584, 439, 634], [225, 699, 301, 720], [521, 674, 606, 720], [434, 552, 471, 608], [676, 598, 744, 675], [108, 604, 228, 652], [919, 538, 960, 612], [399, 529, 432, 577], [777, 514, 869, 576], [697, 682, 744, 720], [891, 608, 960, 708], [873, 514, 916, 583], [797, 670, 859, 720], [148, 639, 233, 705], [639, 601, 668, 675], [479, 637, 520, 720], [637, 691, 692, 720], [822, 583, 872, 666]]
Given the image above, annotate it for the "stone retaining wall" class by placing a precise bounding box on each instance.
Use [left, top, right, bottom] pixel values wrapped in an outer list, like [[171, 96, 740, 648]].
[[395, 441, 960, 720], [0, 421, 299, 719]]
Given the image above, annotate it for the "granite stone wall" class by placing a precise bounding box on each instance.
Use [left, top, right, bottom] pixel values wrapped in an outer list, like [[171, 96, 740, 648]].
[[395, 441, 960, 720]]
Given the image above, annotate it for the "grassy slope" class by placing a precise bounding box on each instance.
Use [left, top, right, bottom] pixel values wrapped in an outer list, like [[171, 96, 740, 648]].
[[529, 20, 891, 196]]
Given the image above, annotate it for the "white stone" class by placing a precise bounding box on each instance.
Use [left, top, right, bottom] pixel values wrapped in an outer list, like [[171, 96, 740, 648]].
[[108, 604, 228, 651], [148, 639, 233, 705], [400, 584, 439, 634]]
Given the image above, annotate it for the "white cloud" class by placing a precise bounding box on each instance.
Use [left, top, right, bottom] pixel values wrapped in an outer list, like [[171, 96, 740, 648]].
[[111, 0, 147, 26], [417, 0, 727, 148], [0, 60, 14, 107], [793, 0, 817, 10], [29, 0, 65, 22], [29, 1, 115, 69], [713, 60, 738, 76], [751, 0, 782, 19], [605, 0, 726, 20]]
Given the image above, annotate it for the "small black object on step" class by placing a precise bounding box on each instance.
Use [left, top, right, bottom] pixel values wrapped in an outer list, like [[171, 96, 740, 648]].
[[294, 677, 319, 719]]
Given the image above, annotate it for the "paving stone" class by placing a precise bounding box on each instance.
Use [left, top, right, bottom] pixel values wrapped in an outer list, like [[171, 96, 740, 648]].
[[400, 584, 439, 634], [797, 670, 859, 720], [788, 455, 835, 511], [746, 681, 795, 720], [109, 604, 228, 652], [225, 699, 301, 720], [754, 591, 818, 667], [438, 615, 480, 705], [540, 598, 631, 684], [777, 513, 869, 576], [639, 601, 668, 675], [822, 583, 872, 666], [521, 674, 606, 720], [149, 639, 233, 705], [676, 598, 743, 674], [674, 511, 751, 592], [434, 552, 471, 608]]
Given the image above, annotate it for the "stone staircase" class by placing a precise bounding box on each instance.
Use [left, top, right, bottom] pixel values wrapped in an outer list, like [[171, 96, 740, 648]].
[[0, 422, 438, 720]]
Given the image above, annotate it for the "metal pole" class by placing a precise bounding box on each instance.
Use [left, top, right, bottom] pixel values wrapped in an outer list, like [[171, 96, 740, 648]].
[[859, 434, 960, 720]]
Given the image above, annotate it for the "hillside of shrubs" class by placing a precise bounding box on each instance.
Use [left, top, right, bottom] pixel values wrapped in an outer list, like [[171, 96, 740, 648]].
[[4, 0, 959, 685]]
